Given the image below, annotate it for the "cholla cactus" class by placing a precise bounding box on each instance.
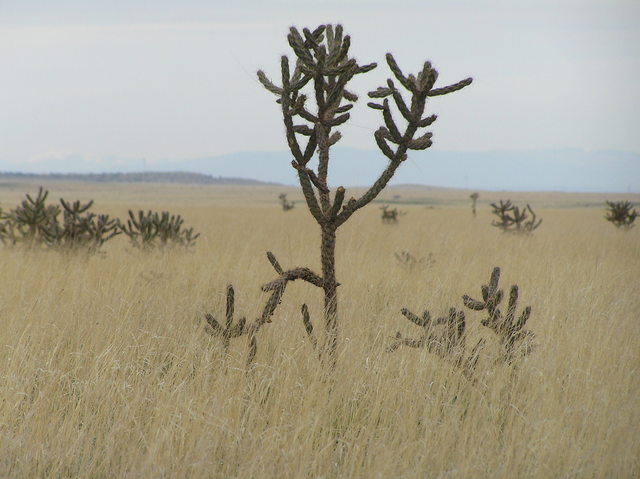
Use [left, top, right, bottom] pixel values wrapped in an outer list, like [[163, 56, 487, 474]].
[[387, 307, 467, 355], [380, 205, 404, 224], [120, 210, 200, 249], [388, 266, 534, 378], [605, 200, 638, 229], [43, 199, 121, 253], [0, 187, 59, 246], [462, 267, 534, 363], [204, 251, 324, 367], [278, 193, 295, 211], [491, 200, 542, 233], [0, 188, 118, 253], [205, 285, 246, 354], [470, 192, 479, 217], [254, 24, 472, 367], [387, 305, 483, 380]]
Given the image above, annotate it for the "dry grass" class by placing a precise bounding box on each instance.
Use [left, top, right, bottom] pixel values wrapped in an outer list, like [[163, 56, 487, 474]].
[[1, 181, 639, 478]]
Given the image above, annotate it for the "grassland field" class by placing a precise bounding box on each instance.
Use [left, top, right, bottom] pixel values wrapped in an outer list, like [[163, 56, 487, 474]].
[[0, 179, 638, 478]]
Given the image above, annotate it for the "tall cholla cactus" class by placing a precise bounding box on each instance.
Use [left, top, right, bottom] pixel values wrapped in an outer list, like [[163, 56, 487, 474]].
[[251, 24, 472, 366]]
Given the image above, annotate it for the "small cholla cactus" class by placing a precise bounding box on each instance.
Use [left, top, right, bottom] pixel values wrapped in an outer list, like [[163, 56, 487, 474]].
[[491, 200, 542, 234], [120, 210, 200, 249], [205, 285, 247, 354], [204, 251, 324, 367], [380, 205, 405, 224], [387, 306, 467, 355], [387, 305, 483, 380], [462, 267, 534, 363], [388, 266, 534, 378], [278, 193, 295, 211], [605, 200, 638, 229], [470, 192, 479, 217]]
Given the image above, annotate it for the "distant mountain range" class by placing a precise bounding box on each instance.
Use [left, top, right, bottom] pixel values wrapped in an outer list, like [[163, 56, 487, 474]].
[[0, 171, 274, 186], [2, 147, 639, 192]]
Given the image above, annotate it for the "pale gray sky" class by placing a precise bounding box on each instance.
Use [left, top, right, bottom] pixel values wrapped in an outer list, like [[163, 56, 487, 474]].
[[1, 0, 639, 168]]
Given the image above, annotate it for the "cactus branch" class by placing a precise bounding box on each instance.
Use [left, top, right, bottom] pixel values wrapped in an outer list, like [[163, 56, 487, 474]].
[[301, 304, 318, 349]]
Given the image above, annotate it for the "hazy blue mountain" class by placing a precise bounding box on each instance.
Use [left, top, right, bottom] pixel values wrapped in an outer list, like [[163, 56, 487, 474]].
[[157, 148, 640, 192], [3, 148, 639, 192]]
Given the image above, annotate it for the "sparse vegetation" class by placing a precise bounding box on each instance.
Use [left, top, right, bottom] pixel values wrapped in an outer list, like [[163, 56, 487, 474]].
[[491, 199, 542, 233], [605, 200, 638, 229]]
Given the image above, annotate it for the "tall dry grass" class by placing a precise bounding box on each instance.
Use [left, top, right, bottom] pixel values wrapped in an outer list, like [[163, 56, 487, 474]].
[[0, 182, 638, 478]]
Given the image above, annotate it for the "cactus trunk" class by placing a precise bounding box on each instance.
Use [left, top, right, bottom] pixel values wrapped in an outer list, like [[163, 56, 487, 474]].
[[321, 224, 338, 366]]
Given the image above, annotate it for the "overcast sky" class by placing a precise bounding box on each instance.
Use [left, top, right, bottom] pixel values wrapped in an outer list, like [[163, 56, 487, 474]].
[[1, 0, 639, 168]]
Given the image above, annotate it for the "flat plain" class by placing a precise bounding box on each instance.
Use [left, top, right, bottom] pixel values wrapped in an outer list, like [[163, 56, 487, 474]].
[[1, 180, 638, 478]]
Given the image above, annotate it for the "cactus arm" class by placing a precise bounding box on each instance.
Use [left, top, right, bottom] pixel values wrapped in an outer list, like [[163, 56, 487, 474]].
[[301, 304, 317, 349]]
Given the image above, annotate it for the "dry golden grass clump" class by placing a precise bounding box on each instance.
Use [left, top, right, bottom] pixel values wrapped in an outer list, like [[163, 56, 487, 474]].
[[0, 182, 638, 478]]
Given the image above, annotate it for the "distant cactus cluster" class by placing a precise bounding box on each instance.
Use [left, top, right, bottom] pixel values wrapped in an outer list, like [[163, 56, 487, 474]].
[[46, 198, 120, 252], [120, 210, 200, 249], [0, 187, 200, 253], [491, 200, 542, 233], [605, 200, 638, 229], [0, 187, 120, 253]]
